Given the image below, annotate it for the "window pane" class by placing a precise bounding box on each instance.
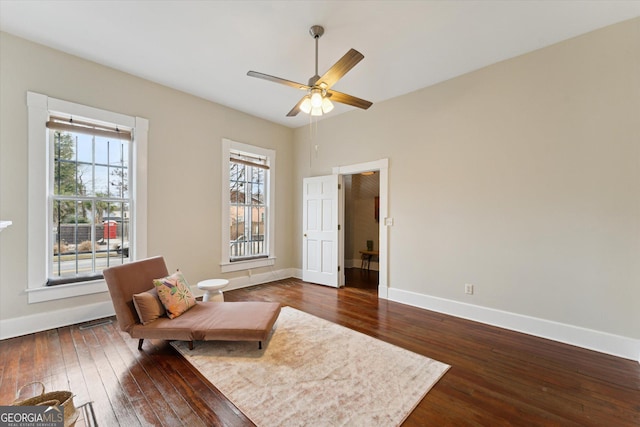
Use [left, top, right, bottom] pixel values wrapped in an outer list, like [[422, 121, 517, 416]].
[[251, 167, 264, 184], [109, 166, 128, 198], [53, 132, 78, 196], [75, 133, 93, 164], [51, 199, 95, 278], [101, 201, 130, 266], [255, 207, 266, 236], [253, 182, 264, 204], [51, 199, 131, 279], [108, 138, 128, 167], [230, 163, 245, 203], [93, 165, 109, 196], [95, 136, 109, 165], [230, 206, 240, 240]]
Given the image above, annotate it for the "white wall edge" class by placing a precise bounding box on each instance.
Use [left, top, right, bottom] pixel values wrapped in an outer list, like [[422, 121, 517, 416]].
[[0, 300, 115, 340], [388, 287, 640, 362]]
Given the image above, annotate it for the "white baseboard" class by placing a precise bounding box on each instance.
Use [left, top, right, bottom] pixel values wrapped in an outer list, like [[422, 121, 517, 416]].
[[387, 287, 640, 362], [190, 267, 297, 298], [226, 267, 297, 291], [0, 300, 116, 340]]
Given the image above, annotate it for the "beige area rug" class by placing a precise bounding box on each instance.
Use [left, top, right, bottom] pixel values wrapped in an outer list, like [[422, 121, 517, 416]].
[[171, 307, 450, 427]]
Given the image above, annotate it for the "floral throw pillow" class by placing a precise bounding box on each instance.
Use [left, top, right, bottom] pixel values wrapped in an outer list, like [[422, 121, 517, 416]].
[[152, 271, 196, 319]]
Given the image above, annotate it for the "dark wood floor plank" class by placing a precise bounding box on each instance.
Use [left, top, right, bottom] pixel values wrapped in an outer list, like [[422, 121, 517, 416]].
[[119, 333, 209, 427], [0, 335, 25, 403], [101, 322, 189, 427], [68, 325, 122, 426], [57, 327, 91, 406], [76, 325, 143, 426], [1, 270, 638, 426], [43, 329, 74, 394], [91, 324, 162, 426], [161, 354, 253, 427], [17, 332, 37, 393]]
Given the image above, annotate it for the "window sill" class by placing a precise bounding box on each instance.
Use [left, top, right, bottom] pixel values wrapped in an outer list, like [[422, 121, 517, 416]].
[[26, 279, 108, 303], [220, 257, 276, 273]]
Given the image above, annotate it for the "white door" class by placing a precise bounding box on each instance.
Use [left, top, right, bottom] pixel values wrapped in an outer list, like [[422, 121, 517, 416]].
[[302, 174, 342, 287]]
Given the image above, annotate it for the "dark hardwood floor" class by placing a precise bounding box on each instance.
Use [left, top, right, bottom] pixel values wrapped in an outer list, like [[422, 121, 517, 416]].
[[344, 266, 379, 290], [1, 274, 638, 426]]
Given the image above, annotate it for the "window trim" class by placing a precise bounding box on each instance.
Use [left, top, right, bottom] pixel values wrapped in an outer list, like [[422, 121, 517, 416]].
[[220, 138, 275, 273], [26, 92, 148, 303]]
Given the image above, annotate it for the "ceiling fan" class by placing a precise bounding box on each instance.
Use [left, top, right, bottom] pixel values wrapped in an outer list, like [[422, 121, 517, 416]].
[[247, 25, 373, 117]]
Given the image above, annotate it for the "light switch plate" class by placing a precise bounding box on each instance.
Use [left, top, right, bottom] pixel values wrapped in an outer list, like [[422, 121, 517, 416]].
[[384, 217, 394, 226]]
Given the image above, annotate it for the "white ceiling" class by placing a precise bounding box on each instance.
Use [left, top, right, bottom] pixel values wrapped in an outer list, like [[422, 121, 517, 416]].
[[1, 1, 639, 128]]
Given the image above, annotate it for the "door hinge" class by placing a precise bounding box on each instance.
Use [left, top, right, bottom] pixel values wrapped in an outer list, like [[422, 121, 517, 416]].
[[338, 224, 341, 231], [338, 266, 341, 272], [338, 183, 341, 190]]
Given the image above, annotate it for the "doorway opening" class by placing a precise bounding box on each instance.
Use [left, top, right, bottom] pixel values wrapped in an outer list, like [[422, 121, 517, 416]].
[[343, 172, 379, 292], [332, 158, 389, 298]]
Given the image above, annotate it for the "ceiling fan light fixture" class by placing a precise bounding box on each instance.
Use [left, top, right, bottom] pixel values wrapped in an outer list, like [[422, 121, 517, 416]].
[[321, 97, 334, 113], [310, 90, 323, 108], [300, 96, 312, 114], [311, 106, 323, 116]]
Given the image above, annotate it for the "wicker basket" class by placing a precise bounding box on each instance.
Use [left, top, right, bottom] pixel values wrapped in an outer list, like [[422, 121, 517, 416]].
[[13, 382, 78, 427]]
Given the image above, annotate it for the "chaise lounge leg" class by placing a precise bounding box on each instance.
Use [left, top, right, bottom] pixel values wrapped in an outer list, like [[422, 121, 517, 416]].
[[138, 339, 144, 350], [258, 341, 262, 350], [188, 341, 194, 350]]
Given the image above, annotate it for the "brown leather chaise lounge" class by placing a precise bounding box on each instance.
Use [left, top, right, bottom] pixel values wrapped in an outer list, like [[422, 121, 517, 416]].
[[103, 256, 281, 350]]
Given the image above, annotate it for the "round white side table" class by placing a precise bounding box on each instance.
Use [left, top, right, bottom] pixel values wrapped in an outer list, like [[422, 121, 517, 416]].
[[197, 279, 229, 302]]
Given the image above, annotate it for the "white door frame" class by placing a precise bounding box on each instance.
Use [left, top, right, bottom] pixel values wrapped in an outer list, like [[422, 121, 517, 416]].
[[332, 159, 389, 298]]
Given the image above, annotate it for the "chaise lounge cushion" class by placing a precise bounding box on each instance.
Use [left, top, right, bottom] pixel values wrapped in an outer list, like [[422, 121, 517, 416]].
[[129, 301, 281, 342]]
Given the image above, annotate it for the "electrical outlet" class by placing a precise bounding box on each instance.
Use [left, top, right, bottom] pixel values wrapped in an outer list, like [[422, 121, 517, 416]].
[[465, 284, 474, 295], [248, 269, 252, 278]]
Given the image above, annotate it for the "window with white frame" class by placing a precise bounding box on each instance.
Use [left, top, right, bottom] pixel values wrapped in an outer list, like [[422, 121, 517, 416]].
[[221, 139, 275, 273], [48, 117, 132, 284], [27, 92, 148, 303]]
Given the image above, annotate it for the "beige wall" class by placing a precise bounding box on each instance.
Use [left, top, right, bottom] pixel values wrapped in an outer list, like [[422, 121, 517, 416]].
[[293, 18, 640, 339], [0, 32, 294, 321]]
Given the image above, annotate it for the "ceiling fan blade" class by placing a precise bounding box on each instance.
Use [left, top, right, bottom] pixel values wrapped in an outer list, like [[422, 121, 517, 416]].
[[316, 49, 364, 90], [247, 71, 310, 90], [326, 90, 373, 110], [286, 96, 307, 117]]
